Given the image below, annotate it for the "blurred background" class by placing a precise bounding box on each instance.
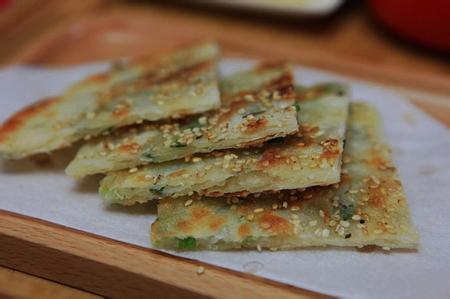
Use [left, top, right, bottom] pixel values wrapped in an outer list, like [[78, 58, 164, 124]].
[[0, 1, 449, 298], [0, 0, 449, 122], [0, 2, 448, 76], [0, 0, 450, 126]]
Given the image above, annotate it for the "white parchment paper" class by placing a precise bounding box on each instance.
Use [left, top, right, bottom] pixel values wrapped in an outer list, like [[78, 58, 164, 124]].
[[1, 59, 449, 299]]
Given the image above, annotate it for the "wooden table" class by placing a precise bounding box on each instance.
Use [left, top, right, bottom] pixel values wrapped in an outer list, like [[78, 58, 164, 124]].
[[0, 1, 449, 298]]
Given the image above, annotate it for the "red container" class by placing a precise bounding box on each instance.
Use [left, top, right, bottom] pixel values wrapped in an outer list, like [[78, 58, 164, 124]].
[[0, 0, 12, 11], [370, 0, 450, 51]]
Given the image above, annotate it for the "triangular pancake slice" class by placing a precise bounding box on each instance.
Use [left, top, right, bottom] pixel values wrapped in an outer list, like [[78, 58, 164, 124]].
[[0, 42, 221, 159], [66, 63, 299, 178], [151, 103, 419, 250], [99, 84, 348, 204]]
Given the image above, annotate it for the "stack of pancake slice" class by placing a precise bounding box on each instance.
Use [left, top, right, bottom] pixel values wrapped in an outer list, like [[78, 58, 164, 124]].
[[0, 41, 418, 251]]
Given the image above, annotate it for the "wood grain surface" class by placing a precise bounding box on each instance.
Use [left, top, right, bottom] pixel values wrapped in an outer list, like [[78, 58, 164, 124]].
[[0, 211, 329, 299], [0, 0, 449, 298], [0, 267, 101, 299]]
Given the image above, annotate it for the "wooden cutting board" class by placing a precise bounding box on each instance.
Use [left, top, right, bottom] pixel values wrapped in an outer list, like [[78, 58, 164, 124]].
[[0, 1, 449, 298]]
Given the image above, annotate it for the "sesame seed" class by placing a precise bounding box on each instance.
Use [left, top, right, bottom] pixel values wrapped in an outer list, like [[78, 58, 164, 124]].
[[192, 157, 202, 163], [352, 215, 361, 221], [371, 175, 381, 184], [254, 208, 264, 213], [129, 167, 138, 173], [107, 142, 115, 151], [247, 214, 255, 221], [144, 174, 153, 180], [196, 266, 205, 275], [224, 154, 238, 160], [261, 222, 271, 229], [86, 112, 96, 120], [272, 91, 280, 100], [256, 244, 262, 252], [319, 210, 325, 218], [340, 220, 350, 227], [185, 199, 193, 207], [244, 94, 255, 102], [382, 246, 391, 251], [272, 203, 278, 210], [309, 220, 317, 227], [290, 206, 300, 211]]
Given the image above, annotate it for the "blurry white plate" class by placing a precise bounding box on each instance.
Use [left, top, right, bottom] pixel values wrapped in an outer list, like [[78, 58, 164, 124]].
[[194, 0, 344, 17]]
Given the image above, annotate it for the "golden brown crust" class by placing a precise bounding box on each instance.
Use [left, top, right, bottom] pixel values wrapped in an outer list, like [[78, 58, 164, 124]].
[[238, 223, 251, 238], [117, 142, 141, 154], [0, 97, 60, 143], [97, 59, 214, 108], [80, 73, 111, 85], [257, 147, 285, 169], [243, 118, 268, 134], [152, 103, 419, 251], [266, 73, 296, 99], [216, 100, 248, 123], [320, 138, 341, 160], [1, 41, 221, 159], [257, 212, 293, 235], [99, 83, 348, 203], [137, 59, 214, 89]]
